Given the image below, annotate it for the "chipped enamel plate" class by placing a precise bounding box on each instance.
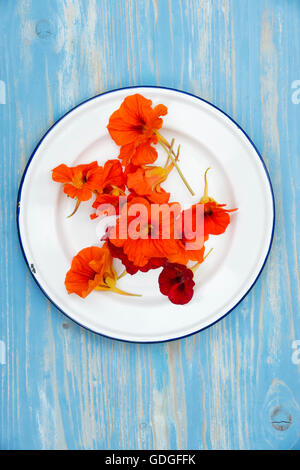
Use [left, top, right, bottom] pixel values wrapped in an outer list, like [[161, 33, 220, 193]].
[[17, 87, 274, 342]]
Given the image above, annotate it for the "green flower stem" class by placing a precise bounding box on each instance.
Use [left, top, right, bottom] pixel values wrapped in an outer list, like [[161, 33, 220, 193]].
[[155, 131, 195, 196], [191, 248, 214, 273]]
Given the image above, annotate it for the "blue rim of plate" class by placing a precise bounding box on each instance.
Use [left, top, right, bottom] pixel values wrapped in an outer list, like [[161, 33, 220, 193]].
[[16, 85, 275, 344]]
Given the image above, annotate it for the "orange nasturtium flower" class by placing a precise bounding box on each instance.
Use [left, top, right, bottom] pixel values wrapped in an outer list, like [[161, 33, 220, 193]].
[[176, 234, 206, 265], [52, 161, 102, 201], [108, 196, 182, 268], [199, 168, 237, 236], [107, 94, 168, 166], [126, 163, 174, 204], [91, 159, 126, 219], [174, 204, 208, 265], [65, 244, 138, 298]]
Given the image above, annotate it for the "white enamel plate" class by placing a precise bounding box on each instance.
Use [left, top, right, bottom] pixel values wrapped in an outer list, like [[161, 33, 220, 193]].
[[17, 87, 274, 342]]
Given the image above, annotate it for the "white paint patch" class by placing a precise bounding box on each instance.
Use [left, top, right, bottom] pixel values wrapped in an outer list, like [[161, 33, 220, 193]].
[[0, 340, 6, 364], [0, 80, 6, 104], [152, 387, 170, 449]]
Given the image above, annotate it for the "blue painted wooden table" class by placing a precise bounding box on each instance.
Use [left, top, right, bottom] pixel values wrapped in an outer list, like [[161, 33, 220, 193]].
[[0, 0, 299, 450]]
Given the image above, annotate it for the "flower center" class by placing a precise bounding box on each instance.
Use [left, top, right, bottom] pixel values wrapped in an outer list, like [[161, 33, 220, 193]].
[[174, 275, 184, 284], [72, 172, 86, 189], [204, 206, 213, 216], [133, 118, 147, 134], [140, 223, 154, 237]]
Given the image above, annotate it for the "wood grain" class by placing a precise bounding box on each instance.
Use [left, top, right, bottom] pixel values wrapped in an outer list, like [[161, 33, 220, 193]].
[[0, 0, 299, 449]]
